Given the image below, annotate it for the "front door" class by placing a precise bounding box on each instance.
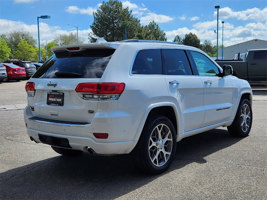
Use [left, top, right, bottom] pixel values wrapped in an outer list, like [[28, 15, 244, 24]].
[[189, 51, 236, 126]]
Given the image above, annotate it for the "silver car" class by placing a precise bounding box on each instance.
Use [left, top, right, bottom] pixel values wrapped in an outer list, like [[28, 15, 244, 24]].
[[0, 63, 7, 82]]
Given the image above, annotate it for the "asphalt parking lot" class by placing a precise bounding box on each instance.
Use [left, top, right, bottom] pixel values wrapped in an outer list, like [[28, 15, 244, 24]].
[[0, 80, 267, 200]]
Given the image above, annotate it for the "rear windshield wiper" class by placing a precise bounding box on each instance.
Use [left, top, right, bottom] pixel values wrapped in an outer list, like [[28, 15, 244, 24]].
[[55, 72, 83, 78]]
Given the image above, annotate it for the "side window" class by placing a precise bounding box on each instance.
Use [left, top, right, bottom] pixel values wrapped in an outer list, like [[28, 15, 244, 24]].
[[132, 49, 162, 74], [190, 51, 219, 76], [162, 49, 192, 75], [253, 51, 267, 60]]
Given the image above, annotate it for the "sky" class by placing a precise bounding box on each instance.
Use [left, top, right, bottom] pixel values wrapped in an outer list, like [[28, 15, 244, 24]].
[[0, 0, 267, 47]]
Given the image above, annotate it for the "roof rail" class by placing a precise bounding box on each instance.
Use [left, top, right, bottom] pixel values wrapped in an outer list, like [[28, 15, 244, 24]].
[[121, 39, 183, 45]]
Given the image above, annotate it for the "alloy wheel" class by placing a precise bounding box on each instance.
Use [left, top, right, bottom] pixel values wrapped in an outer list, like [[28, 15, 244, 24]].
[[148, 124, 173, 167]]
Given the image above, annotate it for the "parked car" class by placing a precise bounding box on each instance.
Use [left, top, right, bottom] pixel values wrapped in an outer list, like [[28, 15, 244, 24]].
[[5, 60, 36, 78], [33, 63, 43, 70], [216, 49, 267, 85], [0, 63, 7, 82], [2, 63, 26, 81], [24, 40, 253, 174]]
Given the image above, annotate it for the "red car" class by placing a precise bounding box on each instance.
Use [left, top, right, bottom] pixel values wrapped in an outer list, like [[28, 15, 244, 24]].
[[2, 63, 26, 81]]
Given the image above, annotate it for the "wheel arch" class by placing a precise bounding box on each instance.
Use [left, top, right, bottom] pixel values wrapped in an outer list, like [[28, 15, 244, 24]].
[[228, 89, 253, 126], [241, 92, 252, 105], [133, 103, 182, 147]]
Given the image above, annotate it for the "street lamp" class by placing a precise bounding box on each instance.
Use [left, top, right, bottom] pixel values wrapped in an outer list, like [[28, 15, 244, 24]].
[[215, 5, 220, 60], [68, 24, 79, 44], [222, 21, 224, 60], [37, 15, 50, 62]]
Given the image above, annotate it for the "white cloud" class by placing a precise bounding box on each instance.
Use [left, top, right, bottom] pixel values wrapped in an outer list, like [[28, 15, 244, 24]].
[[14, 0, 36, 3], [66, 6, 96, 15], [140, 13, 174, 25], [190, 16, 199, 21], [121, 1, 172, 25], [0, 19, 91, 45], [66, 1, 172, 25], [179, 16, 186, 20], [122, 1, 138, 10], [217, 7, 267, 22], [122, 1, 147, 16], [193, 20, 217, 30], [165, 18, 267, 47]]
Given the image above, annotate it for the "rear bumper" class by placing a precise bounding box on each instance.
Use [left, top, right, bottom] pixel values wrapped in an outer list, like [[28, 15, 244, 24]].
[[26, 71, 36, 78], [0, 75, 7, 80], [24, 106, 137, 155], [8, 74, 26, 80]]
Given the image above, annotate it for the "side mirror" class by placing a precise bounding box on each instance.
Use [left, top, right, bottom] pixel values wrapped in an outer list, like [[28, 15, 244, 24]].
[[222, 65, 233, 76]]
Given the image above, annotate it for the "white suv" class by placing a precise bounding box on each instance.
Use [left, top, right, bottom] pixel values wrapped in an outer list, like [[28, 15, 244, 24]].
[[24, 40, 253, 174]]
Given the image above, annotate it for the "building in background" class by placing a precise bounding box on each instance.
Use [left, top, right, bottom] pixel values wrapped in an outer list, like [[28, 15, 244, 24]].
[[218, 39, 267, 60]]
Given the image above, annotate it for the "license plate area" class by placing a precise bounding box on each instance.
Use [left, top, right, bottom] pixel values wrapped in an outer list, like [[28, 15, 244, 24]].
[[47, 92, 64, 106]]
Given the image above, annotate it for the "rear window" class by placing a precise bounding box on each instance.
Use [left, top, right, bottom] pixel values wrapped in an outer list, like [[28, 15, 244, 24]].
[[33, 49, 115, 78], [24, 63, 35, 68], [162, 49, 192, 75], [132, 49, 162, 74], [5, 64, 20, 68], [253, 50, 267, 60]]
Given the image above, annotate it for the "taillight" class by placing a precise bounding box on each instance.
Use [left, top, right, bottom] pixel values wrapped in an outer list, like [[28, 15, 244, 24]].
[[75, 82, 125, 100], [25, 82, 35, 97]]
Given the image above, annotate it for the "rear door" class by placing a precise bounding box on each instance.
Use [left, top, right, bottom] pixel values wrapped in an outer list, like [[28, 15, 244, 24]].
[[189, 51, 236, 126], [28, 47, 115, 123], [163, 49, 205, 132]]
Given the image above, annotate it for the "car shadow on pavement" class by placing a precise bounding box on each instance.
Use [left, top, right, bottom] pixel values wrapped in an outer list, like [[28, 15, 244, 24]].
[[0, 128, 242, 200]]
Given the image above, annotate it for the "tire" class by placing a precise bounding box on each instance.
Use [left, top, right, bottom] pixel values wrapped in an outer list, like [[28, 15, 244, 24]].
[[133, 115, 177, 174], [51, 146, 82, 156], [227, 98, 252, 137]]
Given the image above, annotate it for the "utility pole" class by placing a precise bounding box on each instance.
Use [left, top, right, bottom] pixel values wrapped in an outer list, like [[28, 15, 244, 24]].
[[215, 5, 220, 60]]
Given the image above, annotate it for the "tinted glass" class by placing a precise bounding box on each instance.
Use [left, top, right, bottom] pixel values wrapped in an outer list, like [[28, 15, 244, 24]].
[[162, 49, 192, 75], [33, 49, 114, 78], [253, 51, 267, 60], [24, 63, 36, 68], [190, 51, 219, 76], [132, 49, 162, 74], [5, 64, 20, 68]]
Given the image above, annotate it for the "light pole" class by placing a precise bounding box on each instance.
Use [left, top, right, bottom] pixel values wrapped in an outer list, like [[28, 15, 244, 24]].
[[68, 24, 79, 44], [222, 21, 224, 60], [37, 15, 50, 62], [215, 5, 220, 60]]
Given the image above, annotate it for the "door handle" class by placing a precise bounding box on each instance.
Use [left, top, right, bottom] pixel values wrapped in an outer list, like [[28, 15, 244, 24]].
[[169, 80, 180, 85], [204, 80, 212, 85]]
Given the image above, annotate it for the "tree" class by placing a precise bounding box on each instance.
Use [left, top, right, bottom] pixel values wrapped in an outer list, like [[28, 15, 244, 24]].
[[183, 32, 201, 48], [45, 41, 58, 58], [173, 35, 183, 43], [201, 40, 216, 57], [15, 40, 35, 61], [140, 21, 167, 41], [6, 31, 36, 58], [55, 33, 83, 46], [90, 0, 141, 41], [0, 39, 11, 62], [33, 47, 47, 61]]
